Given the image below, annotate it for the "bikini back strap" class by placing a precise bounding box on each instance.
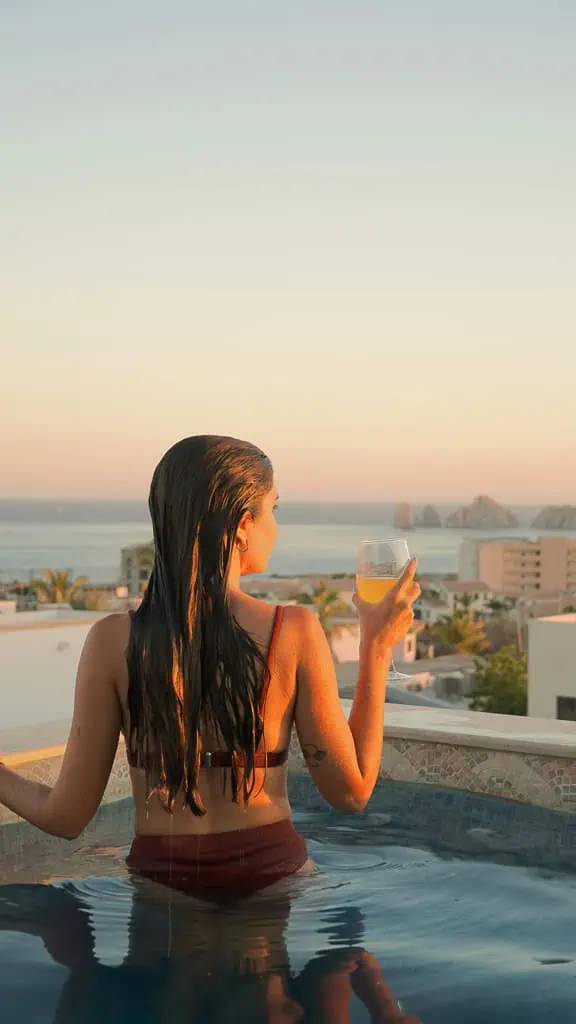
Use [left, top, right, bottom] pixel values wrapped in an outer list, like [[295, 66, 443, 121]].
[[259, 605, 284, 712]]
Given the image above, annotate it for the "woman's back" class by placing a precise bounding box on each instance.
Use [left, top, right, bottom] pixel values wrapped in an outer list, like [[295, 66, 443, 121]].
[[118, 593, 299, 836]]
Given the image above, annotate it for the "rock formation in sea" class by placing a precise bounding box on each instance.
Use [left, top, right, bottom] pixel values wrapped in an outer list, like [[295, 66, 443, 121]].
[[532, 505, 576, 530], [445, 495, 519, 530], [394, 503, 414, 530], [415, 505, 442, 528]]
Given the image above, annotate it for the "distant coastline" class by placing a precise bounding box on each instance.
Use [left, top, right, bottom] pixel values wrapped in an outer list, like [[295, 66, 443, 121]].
[[0, 498, 567, 528]]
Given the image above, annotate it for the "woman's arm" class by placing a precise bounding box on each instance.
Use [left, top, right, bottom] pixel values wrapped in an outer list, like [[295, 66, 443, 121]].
[[294, 561, 419, 814], [0, 616, 123, 838]]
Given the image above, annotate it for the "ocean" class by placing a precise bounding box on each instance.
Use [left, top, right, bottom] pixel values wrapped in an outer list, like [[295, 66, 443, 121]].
[[0, 500, 571, 585]]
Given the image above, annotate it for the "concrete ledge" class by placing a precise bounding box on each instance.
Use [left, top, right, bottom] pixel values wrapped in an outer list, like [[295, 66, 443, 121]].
[[381, 705, 576, 759]]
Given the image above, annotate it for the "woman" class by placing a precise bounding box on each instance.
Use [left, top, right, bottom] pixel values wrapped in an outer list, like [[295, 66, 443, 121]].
[[0, 436, 420, 900]]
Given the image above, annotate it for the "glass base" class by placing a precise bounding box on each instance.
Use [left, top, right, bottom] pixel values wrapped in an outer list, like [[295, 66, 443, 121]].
[[387, 669, 411, 684]]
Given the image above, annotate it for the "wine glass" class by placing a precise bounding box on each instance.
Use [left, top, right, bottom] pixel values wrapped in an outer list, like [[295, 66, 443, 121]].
[[356, 538, 412, 683]]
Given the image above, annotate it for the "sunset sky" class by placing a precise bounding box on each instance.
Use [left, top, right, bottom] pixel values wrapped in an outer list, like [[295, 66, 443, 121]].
[[2, 2, 575, 503]]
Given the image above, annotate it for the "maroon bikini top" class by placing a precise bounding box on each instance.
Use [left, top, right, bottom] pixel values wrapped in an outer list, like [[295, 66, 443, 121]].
[[126, 606, 287, 771]]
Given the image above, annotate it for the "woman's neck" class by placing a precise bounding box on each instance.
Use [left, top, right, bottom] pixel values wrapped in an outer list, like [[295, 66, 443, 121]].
[[227, 566, 242, 593], [227, 550, 243, 594]]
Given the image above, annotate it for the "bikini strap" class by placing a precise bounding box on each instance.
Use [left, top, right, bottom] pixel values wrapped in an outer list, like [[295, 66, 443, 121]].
[[259, 606, 284, 712]]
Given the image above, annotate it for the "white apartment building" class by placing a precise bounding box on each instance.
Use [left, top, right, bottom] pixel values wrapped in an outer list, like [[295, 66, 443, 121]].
[[416, 581, 495, 625], [121, 542, 154, 596], [528, 614, 576, 720], [438, 580, 495, 614], [330, 622, 420, 665], [458, 538, 482, 581], [458, 537, 522, 581]]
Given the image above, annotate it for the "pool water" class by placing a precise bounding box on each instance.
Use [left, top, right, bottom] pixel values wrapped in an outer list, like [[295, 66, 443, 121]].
[[2, 782, 576, 1023]]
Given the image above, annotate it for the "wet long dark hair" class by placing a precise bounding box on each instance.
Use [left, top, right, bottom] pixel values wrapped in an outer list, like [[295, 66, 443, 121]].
[[126, 435, 274, 815]]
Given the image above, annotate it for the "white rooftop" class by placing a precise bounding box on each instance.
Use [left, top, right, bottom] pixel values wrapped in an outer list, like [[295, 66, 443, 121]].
[[0, 619, 97, 746], [442, 580, 492, 593], [535, 614, 576, 624], [0, 609, 106, 631]]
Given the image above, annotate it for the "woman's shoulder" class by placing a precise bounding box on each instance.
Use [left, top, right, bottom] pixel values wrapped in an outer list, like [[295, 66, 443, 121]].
[[84, 612, 132, 653], [283, 603, 321, 626], [244, 600, 317, 630], [80, 615, 133, 699], [279, 604, 325, 645], [234, 597, 320, 653]]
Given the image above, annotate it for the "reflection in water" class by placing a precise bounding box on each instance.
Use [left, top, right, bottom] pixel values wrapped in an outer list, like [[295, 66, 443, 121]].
[[0, 881, 421, 1023]]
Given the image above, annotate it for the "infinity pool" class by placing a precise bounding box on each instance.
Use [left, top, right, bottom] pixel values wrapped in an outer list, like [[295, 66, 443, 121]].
[[2, 781, 576, 1023]]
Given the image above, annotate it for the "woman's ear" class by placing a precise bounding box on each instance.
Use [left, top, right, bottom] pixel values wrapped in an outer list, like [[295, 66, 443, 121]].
[[235, 511, 252, 553]]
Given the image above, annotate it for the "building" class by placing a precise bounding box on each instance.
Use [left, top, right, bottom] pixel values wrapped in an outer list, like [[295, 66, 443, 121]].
[[458, 538, 481, 580], [460, 537, 576, 596], [335, 661, 455, 707], [393, 653, 476, 705], [416, 580, 495, 625], [415, 593, 448, 626], [121, 542, 154, 596], [330, 621, 423, 665], [458, 536, 529, 580], [0, 581, 39, 612], [437, 580, 495, 615], [528, 614, 576, 720]]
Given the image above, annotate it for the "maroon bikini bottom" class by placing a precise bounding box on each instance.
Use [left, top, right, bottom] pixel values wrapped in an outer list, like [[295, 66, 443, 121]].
[[126, 819, 309, 902]]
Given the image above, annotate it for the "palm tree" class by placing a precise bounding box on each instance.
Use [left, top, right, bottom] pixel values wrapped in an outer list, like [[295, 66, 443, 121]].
[[33, 569, 88, 605], [483, 597, 514, 617], [432, 608, 489, 656]]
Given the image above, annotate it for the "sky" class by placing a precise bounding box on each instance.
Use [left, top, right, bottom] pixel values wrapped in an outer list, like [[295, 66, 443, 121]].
[[1, 1, 575, 503]]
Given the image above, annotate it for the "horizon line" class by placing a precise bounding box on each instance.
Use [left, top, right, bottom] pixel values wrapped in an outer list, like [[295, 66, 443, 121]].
[[0, 496, 572, 508]]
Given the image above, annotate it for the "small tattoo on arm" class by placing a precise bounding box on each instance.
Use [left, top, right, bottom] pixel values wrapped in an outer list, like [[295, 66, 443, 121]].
[[302, 744, 327, 768]]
